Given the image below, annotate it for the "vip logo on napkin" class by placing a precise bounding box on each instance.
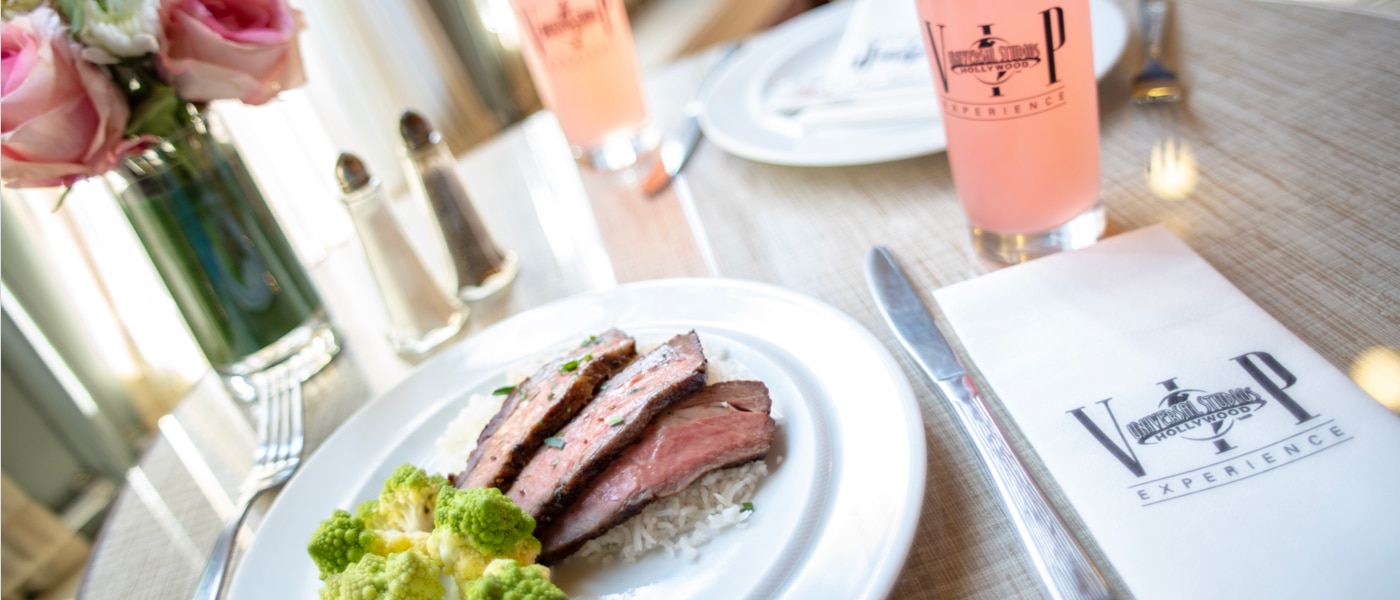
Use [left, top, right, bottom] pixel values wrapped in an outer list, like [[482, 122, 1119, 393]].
[[933, 226, 1400, 600], [1069, 351, 1349, 508]]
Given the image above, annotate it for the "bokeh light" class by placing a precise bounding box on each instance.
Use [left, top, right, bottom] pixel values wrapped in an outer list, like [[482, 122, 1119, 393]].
[[1350, 346, 1400, 414]]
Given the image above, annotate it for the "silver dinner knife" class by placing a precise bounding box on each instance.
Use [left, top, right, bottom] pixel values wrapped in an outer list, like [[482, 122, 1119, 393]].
[[642, 43, 742, 197], [866, 247, 1109, 600], [641, 107, 702, 197]]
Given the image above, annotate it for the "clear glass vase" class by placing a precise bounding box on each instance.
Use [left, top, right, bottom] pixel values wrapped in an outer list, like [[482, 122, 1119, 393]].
[[108, 106, 338, 394]]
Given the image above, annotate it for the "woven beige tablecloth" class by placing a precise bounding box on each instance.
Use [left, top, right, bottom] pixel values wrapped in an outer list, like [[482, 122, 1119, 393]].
[[682, 2, 1400, 597], [80, 1, 1400, 598]]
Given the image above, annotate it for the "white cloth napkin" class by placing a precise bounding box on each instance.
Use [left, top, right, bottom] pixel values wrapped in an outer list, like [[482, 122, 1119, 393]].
[[933, 226, 1400, 600], [766, 0, 938, 131]]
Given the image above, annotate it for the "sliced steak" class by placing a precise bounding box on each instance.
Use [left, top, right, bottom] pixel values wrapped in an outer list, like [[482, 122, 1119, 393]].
[[536, 380, 775, 563], [507, 331, 707, 526], [453, 329, 636, 491]]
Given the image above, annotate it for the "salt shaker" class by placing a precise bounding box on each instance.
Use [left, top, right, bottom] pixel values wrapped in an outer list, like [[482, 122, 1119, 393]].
[[399, 111, 518, 302], [336, 153, 467, 356]]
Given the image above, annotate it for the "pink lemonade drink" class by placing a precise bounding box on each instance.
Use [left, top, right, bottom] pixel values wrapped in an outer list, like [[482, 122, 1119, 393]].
[[915, 0, 1104, 262], [510, 0, 655, 169]]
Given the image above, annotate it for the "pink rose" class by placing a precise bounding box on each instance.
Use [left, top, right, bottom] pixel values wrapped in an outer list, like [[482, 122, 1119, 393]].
[[2, 7, 137, 188], [159, 0, 306, 105]]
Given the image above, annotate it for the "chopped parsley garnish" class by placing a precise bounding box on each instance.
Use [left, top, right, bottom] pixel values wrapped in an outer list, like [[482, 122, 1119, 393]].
[[581, 335, 598, 347], [741, 502, 754, 512], [583, 353, 593, 361], [491, 385, 515, 396], [606, 415, 625, 426], [559, 360, 580, 373], [544, 437, 565, 449]]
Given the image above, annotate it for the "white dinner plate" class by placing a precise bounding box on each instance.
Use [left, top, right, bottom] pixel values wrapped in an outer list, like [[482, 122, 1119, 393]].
[[699, 0, 1130, 167], [228, 279, 926, 600]]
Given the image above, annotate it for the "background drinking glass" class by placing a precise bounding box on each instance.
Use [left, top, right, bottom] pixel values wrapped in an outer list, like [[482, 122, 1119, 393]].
[[915, 0, 1105, 264], [508, 0, 658, 170]]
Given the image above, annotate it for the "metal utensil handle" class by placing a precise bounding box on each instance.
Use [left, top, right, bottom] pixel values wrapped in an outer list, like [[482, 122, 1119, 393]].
[[939, 374, 1109, 600], [673, 42, 744, 172], [1141, 0, 1169, 60], [191, 490, 257, 600]]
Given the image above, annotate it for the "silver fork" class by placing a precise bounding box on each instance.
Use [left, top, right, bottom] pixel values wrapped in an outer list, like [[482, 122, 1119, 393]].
[[1131, 0, 1181, 104], [193, 361, 304, 600], [1131, 0, 1197, 199]]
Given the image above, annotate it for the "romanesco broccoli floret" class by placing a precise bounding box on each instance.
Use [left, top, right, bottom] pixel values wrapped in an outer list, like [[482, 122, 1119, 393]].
[[362, 463, 449, 533], [428, 486, 542, 586], [319, 551, 444, 600], [307, 506, 433, 580], [308, 464, 448, 579], [307, 509, 375, 579], [461, 559, 567, 600], [349, 499, 431, 556]]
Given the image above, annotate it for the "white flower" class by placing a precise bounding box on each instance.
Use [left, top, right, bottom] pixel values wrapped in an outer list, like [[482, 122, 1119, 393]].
[[2, 0, 49, 21], [76, 0, 161, 64]]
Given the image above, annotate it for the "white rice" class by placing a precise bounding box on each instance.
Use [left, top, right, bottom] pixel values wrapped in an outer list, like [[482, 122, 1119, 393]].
[[702, 343, 744, 384], [433, 392, 503, 472], [569, 461, 767, 565], [432, 336, 774, 564], [433, 356, 540, 470]]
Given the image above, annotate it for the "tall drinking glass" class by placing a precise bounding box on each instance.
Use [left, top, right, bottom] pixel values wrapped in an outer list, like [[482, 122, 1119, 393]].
[[915, 0, 1105, 264], [509, 0, 657, 170]]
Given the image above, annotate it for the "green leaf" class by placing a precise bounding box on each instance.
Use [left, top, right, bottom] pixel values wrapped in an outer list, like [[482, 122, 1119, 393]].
[[741, 502, 754, 512], [559, 360, 579, 373], [491, 385, 515, 396], [125, 85, 182, 139], [51, 187, 74, 212], [606, 415, 624, 427], [544, 437, 564, 449], [57, 0, 85, 32]]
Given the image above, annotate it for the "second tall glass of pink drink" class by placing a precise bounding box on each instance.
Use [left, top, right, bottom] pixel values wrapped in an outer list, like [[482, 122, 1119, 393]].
[[510, 0, 657, 170], [915, 0, 1105, 263]]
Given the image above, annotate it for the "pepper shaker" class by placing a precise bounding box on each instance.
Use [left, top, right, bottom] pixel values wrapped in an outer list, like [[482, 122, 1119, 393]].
[[336, 153, 467, 356], [400, 111, 518, 301]]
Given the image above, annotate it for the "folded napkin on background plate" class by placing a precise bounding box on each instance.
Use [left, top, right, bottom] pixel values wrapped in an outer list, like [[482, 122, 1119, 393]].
[[766, 0, 938, 131], [933, 226, 1400, 600]]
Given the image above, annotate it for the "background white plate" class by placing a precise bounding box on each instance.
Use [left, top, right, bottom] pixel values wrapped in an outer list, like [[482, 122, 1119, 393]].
[[228, 279, 926, 600], [699, 0, 1130, 167]]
